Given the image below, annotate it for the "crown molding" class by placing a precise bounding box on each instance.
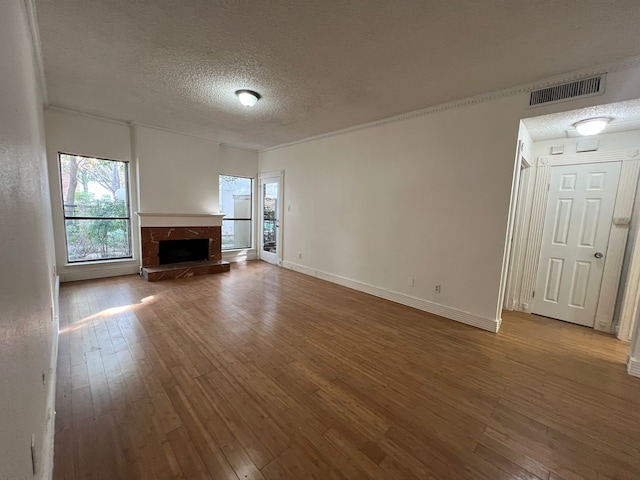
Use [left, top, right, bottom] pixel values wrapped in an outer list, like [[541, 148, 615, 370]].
[[129, 121, 221, 145], [259, 55, 640, 154], [45, 105, 130, 126], [220, 143, 259, 153], [23, 0, 48, 105], [45, 105, 259, 152], [40, 48, 640, 157]]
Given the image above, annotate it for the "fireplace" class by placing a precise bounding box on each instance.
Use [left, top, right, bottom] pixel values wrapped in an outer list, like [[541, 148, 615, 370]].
[[159, 239, 209, 265], [137, 213, 229, 281]]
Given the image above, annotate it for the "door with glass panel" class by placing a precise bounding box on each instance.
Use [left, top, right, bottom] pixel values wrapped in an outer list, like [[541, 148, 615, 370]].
[[259, 175, 281, 265]]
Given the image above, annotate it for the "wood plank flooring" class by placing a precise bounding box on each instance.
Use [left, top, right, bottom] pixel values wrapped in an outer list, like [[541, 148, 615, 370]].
[[53, 260, 640, 479]]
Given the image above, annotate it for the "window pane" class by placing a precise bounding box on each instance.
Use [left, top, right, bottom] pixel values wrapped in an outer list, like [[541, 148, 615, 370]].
[[59, 154, 128, 218], [263, 220, 277, 253], [64, 219, 132, 262], [219, 176, 252, 219], [222, 219, 252, 250]]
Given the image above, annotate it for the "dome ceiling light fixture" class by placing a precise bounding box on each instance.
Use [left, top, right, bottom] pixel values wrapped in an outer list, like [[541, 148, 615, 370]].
[[573, 117, 611, 136], [235, 89, 261, 107]]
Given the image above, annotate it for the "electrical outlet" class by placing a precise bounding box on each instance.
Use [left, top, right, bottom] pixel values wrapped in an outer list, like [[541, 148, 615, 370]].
[[407, 277, 414, 286], [297, 252, 302, 259], [435, 284, 441, 294]]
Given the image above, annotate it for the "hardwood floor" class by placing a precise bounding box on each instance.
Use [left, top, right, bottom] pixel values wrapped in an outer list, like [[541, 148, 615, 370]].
[[53, 261, 640, 479]]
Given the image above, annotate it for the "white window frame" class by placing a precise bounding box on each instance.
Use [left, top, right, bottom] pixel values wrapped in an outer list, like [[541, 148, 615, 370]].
[[219, 174, 254, 251], [58, 152, 133, 263]]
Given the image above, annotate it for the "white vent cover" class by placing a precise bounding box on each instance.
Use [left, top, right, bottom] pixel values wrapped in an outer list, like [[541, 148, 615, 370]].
[[529, 75, 605, 107]]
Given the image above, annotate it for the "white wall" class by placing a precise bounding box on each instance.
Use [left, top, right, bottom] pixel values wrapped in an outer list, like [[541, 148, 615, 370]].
[[531, 130, 640, 158], [44, 109, 140, 282], [135, 126, 220, 214], [44, 113, 259, 279], [134, 127, 259, 262], [259, 66, 640, 332], [0, 2, 58, 478], [220, 144, 259, 178]]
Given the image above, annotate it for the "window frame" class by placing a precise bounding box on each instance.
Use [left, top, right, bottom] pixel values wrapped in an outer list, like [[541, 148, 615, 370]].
[[219, 174, 254, 251], [58, 152, 133, 264]]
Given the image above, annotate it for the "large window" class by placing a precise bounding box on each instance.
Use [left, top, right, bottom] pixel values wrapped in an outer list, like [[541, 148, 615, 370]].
[[59, 153, 132, 262], [219, 175, 253, 250]]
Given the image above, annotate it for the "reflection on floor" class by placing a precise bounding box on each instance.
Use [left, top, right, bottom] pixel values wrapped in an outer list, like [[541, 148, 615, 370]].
[[54, 260, 640, 479]]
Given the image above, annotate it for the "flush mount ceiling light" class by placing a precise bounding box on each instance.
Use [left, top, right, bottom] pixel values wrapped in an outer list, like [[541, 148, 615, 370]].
[[573, 117, 611, 136], [235, 89, 261, 107]]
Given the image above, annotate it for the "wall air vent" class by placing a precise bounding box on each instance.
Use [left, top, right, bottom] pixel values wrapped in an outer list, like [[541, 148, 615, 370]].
[[528, 75, 605, 107]]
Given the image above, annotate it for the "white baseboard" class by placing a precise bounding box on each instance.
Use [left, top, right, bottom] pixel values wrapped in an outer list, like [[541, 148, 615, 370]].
[[629, 357, 640, 378], [41, 275, 60, 479], [60, 263, 140, 282], [282, 261, 500, 333]]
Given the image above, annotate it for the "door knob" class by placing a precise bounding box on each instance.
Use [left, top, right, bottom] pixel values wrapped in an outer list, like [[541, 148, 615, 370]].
[[594, 252, 604, 259]]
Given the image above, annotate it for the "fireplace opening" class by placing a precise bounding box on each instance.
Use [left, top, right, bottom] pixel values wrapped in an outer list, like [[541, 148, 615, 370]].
[[158, 239, 209, 265]]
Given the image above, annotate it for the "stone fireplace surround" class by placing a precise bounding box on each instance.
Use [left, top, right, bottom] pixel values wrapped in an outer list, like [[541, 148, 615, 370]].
[[137, 213, 229, 281]]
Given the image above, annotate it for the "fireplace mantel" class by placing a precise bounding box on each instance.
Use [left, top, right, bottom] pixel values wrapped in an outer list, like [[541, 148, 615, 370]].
[[136, 212, 225, 227]]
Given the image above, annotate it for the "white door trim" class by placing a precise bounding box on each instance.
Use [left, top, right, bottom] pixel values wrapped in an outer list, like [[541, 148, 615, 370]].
[[503, 154, 532, 310], [258, 170, 284, 266], [517, 149, 640, 332]]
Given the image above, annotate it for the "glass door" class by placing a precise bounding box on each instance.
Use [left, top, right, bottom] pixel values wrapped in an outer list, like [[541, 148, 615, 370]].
[[260, 176, 281, 265]]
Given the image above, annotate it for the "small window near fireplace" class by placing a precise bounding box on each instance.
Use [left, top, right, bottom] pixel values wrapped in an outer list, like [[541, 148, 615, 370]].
[[158, 239, 209, 265]]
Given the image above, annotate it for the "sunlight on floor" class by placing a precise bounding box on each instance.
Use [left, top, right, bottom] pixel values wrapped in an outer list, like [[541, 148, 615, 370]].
[[59, 295, 158, 334]]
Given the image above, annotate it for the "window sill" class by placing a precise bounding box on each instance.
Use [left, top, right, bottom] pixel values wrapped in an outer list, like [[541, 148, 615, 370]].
[[222, 248, 254, 253], [64, 257, 137, 268]]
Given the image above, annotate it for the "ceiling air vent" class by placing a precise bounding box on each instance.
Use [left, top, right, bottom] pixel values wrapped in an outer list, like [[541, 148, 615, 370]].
[[528, 75, 605, 107]]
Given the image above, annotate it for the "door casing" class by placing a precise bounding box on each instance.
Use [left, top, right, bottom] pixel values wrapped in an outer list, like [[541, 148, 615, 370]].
[[258, 170, 284, 266], [511, 149, 640, 332]]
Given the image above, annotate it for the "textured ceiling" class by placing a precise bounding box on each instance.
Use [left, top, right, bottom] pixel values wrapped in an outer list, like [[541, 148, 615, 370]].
[[35, 0, 640, 150], [523, 99, 640, 141]]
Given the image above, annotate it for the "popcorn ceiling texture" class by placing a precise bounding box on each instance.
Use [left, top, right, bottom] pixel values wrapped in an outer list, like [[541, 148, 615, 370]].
[[523, 99, 640, 141], [36, 0, 640, 150]]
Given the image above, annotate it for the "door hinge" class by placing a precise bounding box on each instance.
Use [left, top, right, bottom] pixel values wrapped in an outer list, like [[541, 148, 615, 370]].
[[547, 183, 550, 192], [532, 290, 535, 298]]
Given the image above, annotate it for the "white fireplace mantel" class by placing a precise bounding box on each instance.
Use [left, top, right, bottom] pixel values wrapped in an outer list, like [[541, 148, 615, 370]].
[[136, 212, 225, 227]]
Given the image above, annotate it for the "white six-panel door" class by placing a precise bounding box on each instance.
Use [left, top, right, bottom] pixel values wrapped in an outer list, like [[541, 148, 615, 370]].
[[532, 162, 621, 327]]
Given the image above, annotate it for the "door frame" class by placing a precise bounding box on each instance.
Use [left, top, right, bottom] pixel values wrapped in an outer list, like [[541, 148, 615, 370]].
[[258, 170, 284, 266], [503, 148, 532, 310], [515, 149, 640, 332]]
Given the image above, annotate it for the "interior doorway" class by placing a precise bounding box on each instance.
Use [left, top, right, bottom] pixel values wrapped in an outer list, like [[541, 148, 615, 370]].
[[503, 99, 640, 337], [259, 171, 283, 265]]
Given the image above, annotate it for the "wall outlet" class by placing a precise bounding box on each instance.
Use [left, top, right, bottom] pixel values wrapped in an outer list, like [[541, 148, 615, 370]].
[[297, 252, 302, 259], [435, 284, 441, 293], [407, 277, 414, 286]]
